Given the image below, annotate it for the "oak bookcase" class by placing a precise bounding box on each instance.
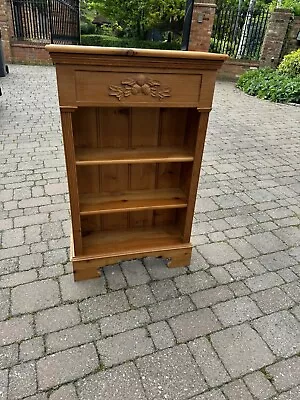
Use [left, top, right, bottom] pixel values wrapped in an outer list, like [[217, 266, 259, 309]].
[[47, 45, 227, 281]]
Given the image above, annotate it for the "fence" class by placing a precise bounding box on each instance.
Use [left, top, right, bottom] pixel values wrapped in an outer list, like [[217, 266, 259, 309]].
[[210, 4, 269, 60], [10, 0, 80, 44]]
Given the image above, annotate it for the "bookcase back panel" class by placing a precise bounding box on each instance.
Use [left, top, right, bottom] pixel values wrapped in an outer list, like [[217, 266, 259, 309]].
[[81, 209, 179, 234]]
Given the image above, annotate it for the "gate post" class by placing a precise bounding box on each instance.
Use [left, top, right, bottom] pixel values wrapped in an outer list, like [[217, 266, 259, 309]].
[[188, 0, 216, 52], [0, 0, 12, 61], [260, 8, 293, 67]]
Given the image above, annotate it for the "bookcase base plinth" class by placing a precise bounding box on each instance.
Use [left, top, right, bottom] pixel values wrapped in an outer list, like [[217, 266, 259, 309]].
[[71, 245, 192, 281]]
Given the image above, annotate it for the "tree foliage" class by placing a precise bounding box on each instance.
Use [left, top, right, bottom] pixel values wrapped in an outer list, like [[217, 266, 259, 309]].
[[82, 0, 186, 38]]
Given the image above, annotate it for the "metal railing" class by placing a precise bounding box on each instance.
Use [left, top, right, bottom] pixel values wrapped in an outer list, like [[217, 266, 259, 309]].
[[210, 5, 269, 60], [10, 0, 80, 44]]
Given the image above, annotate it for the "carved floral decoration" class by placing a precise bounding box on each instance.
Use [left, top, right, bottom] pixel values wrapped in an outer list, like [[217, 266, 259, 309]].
[[109, 74, 171, 101]]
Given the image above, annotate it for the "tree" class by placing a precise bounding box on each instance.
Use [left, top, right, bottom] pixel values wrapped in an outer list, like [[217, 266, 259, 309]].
[[84, 0, 186, 39]]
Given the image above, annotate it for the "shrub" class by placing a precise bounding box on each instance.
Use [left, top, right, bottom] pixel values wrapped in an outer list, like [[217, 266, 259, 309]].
[[237, 68, 300, 104], [80, 22, 96, 35], [278, 49, 300, 78], [80, 35, 181, 50]]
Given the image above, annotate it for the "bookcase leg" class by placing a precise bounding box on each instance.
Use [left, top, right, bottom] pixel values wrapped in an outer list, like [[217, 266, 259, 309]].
[[73, 263, 102, 281], [167, 248, 192, 268]]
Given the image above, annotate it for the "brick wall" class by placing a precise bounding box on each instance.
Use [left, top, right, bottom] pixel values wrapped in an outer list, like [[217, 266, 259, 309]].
[[218, 59, 259, 80], [0, 0, 12, 62], [189, 1, 216, 52], [11, 43, 52, 64], [260, 8, 293, 67]]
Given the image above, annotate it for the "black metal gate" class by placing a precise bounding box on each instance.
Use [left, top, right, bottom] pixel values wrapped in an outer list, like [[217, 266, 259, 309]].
[[10, 0, 80, 44], [210, 4, 269, 60]]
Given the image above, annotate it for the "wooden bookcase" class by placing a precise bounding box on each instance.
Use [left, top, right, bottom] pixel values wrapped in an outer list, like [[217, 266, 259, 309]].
[[47, 45, 227, 281]]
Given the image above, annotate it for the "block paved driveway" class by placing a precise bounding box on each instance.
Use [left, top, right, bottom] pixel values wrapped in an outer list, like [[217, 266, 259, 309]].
[[0, 65, 300, 400]]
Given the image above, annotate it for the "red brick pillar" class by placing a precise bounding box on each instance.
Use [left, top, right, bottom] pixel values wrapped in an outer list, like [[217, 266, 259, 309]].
[[260, 8, 293, 67], [0, 0, 12, 62], [188, 1, 216, 52]]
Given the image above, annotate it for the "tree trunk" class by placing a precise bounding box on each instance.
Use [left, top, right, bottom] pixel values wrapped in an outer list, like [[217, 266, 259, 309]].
[[236, 0, 256, 59]]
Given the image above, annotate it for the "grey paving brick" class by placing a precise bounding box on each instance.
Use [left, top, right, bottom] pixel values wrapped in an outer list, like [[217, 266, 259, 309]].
[[245, 272, 284, 292], [0, 344, 18, 369], [14, 213, 48, 228], [19, 337, 44, 362], [1, 227, 24, 248], [198, 242, 241, 265], [96, 328, 154, 367], [174, 271, 216, 295], [225, 227, 250, 239], [253, 311, 300, 357], [229, 238, 260, 259], [222, 379, 254, 400], [35, 304, 81, 334], [211, 323, 275, 378], [9, 361, 37, 399], [76, 362, 146, 400], [210, 266, 234, 284], [120, 259, 150, 286], [147, 296, 195, 322], [144, 256, 186, 280], [246, 232, 287, 254], [251, 287, 295, 314], [274, 226, 300, 247], [0, 369, 8, 400], [126, 284, 155, 307], [37, 343, 99, 390], [213, 296, 262, 327], [258, 252, 296, 271], [0, 315, 34, 346], [150, 279, 179, 301], [244, 372, 276, 399], [282, 281, 300, 302], [19, 254, 43, 271], [12, 279, 60, 315], [24, 225, 41, 244], [191, 285, 234, 309], [43, 248, 68, 266], [38, 264, 65, 279], [79, 291, 130, 322], [59, 273, 106, 302], [103, 264, 127, 290], [148, 321, 176, 350], [189, 337, 230, 387], [0, 258, 18, 276], [266, 356, 300, 392], [225, 262, 253, 280], [100, 308, 150, 337], [0, 288, 10, 321], [244, 259, 267, 275], [0, 270, 37, 288], [46, 323, 100, 354], [49, 383, 78, 400], [23, 394, 48, 400], [277, 267, 298, 282], [136, 345, 207, 400], [292, 304, 300, 320], [192, 389, 226, 400], [169, 308, 221, 342], [41, 222, 64, 240], [45, 182, 68, 196], [228, 281, 251, 296], [0, 245, 30, 260], [272, 386, 300, 400], [188, 251, 210, 272]]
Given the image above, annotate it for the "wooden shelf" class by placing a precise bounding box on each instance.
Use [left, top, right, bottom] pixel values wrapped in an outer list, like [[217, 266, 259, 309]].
[[79, 188, 187, 215], [82, 225, 183, 257], [75, 147, 194, 165]]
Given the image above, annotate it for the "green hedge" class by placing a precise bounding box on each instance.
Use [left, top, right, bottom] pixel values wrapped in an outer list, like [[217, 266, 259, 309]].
[[237, 68, 300, 104], [278, 49, 300, 78], [80, 35, 181, 50]]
